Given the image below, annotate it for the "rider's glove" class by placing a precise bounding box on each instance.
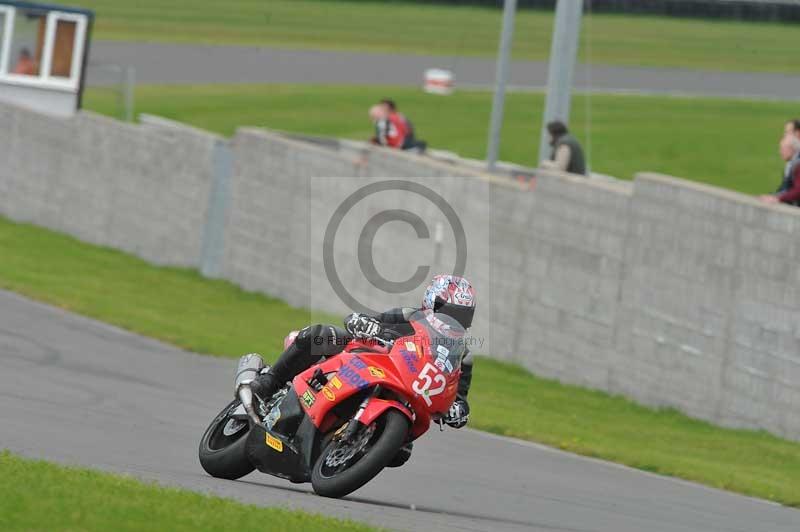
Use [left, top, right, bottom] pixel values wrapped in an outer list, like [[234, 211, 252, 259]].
[[344, 313, 382, 339], [444, 399, 470, 429]]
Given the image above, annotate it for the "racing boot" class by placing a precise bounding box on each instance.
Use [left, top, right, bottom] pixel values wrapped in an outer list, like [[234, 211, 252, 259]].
[[387, 442, 413, 468], [248, 370, 283, 402]]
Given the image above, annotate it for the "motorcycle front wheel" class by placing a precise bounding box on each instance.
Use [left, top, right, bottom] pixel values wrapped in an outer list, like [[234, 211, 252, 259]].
[[198, 400, 254, 480], [311, 409, 409, 498]]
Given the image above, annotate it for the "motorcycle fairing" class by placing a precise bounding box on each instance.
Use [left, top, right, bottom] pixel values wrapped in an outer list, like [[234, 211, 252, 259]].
[[293, 347, 441, 440], [269, 388, 305, 437], [244, 389, 318, 483], [359, 398, 414, 428], [245, 424, 309, 482]]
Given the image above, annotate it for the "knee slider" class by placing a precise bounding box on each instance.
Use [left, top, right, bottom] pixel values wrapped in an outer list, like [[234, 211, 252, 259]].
[[295, 324, 326, 350], [297, 324, 344, 357]]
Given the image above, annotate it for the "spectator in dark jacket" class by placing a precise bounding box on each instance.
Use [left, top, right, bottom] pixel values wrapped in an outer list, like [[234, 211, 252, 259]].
[[784, 118, 800, 142], [761, 134, 800, 206], [540, 121, 587, 176]]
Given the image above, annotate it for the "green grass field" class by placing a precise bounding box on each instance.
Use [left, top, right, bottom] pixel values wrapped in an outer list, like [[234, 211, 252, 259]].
[[85, 84, 794, 195], [2, 216, 799, 506], [70, 0, 800, 73], [0, 451, 379, 532]]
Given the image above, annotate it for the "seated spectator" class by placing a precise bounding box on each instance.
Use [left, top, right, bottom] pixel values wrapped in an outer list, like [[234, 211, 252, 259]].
[[540, 121, 587, 176], [369, 99, 426, 153], [380, 99, 426, 153], [760, 134, 800, 206], [12, 48, 37, 76]]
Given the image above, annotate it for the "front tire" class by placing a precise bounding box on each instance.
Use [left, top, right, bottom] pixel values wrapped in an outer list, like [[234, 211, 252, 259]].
[[199, 400, 254, 480], [311, 409, 409, 498]]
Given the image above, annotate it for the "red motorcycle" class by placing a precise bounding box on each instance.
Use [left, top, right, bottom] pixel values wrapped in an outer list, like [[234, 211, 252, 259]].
[[199, 310, 466, 498]]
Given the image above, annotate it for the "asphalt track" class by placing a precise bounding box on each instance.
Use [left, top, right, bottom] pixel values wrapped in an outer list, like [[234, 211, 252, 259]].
[[87, 41, 800, 100], [2, 289, 799, 532]]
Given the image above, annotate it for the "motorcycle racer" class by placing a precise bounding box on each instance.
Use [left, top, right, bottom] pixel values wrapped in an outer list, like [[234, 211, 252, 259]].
[[249, 274, 476, 465]]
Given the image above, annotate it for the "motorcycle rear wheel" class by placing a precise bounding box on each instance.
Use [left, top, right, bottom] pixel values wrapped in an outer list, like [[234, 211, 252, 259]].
[[311, 409, 409, 498], [199, 400, 254, 480]]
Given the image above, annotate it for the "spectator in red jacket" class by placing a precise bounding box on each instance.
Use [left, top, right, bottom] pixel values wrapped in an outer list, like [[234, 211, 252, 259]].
[[368, 103, 405, 148], [378, 104, 408, 149], [369, 99, 426, 152], [761, 133, 800, 206]]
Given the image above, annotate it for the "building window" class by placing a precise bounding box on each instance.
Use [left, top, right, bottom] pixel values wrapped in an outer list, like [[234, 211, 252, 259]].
[[10, 8, 46, 77], [0, 7, 88, 90], [49, 19, 76, 78]]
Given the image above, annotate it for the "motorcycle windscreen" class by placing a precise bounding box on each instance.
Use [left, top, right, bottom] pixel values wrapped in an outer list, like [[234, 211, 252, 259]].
[[408, 310, 467, 375]]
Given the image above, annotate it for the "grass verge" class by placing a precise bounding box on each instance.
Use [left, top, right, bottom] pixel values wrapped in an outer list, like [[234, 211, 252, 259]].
[[70, 0, 800, 73], [85, 83, 794, 196], [0, 451, 379, 532], [1, 216, 799, 506]]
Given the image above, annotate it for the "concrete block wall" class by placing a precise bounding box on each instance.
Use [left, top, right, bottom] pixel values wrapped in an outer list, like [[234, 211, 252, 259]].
[[220, 128, 496, 320], [640, 175, 800, 438], [217, 131, 800, 440], [613, 174, 736, 421], [516, 172, 633, 390], [363, 145, 488, 179], [616, 174, 800, 436], [0, 103, 217, 268], [220, 129, 359, 309], [482, 179, 537, 363], [3, 102, 800, 440], [725, 196, 800, 436]]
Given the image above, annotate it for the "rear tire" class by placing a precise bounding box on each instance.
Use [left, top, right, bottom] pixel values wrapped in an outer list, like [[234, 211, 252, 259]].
[[199, 400, 254, 480], [311, 409, 409, 498]]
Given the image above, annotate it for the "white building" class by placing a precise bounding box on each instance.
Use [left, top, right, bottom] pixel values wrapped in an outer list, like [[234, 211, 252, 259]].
[[0, 1, 93, 116]]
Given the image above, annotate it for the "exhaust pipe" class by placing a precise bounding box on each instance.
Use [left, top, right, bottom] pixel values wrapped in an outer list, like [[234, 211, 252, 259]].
[[235, 353, 265, 428], [238, 385, 264, 428], [234, 353, 265, 392]]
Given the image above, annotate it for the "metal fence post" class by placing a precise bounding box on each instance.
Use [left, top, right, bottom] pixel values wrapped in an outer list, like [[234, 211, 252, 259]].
[[537, 0, 583, 165], [123, 66, 135, 122], [200, 139, 233, 278], [486, 0, 518, 171]]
